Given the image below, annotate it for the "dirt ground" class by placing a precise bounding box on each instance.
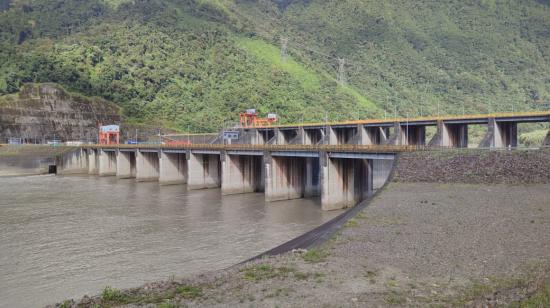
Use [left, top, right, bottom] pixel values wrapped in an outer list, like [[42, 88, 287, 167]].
[[58, 182, 550, 307]]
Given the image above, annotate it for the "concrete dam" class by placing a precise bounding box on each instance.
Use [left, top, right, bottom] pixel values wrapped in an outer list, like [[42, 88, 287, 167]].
[[57, 145, 395, 211], [55, 111, 550, 211]]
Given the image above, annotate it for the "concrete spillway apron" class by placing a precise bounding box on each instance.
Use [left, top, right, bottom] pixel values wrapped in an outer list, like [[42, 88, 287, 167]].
[[241, 155, 399, 264]]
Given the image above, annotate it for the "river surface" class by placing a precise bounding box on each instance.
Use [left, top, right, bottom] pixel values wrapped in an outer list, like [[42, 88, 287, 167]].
[[0, 175, 341, 308]]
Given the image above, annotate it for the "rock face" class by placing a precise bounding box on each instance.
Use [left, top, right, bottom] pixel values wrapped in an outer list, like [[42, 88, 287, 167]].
[[0, 83, 122, 143]]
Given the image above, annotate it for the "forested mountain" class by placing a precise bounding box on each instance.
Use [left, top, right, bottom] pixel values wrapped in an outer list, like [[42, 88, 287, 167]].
[[0, 0, 549, 132]]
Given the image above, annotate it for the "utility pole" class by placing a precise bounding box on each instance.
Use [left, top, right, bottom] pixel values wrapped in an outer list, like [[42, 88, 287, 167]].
[[324, 112, 328, 145], [158, 129, 162, 144], [406, 113, 409, 146], [385, 96, 388, 119], [280, 37, 288, 63], [337, 58, 346, 86]]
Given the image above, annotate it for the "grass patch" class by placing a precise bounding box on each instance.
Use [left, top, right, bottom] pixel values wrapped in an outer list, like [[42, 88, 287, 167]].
[[157, 302, 177, 308], [59, 300, 72, 308], [385, 278, 398, 288], [520, 129, 549, 147], [294, 272, 310, 280], [511, 282, 550, 307], [302, 248, 329, 263], [344, 218, 359, 228], [101, 286, 129, 303], [337, 84, 379, 113], [242, 264, 296, 281], [238, 38, 321, 92], [176, 285, 203, 299], [241, 263, 314, 282], [465, 281, 494, 299], [384, 291, 406, 305], [265, 287, 294, 298]]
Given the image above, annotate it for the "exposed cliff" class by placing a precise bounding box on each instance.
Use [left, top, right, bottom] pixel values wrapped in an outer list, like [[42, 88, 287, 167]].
[[0, 83, 122, 143]]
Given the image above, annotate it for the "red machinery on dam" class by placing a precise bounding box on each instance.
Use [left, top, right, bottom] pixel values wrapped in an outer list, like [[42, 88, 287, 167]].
[[239, 109, 278, 128], [98, 124, 120, 145]]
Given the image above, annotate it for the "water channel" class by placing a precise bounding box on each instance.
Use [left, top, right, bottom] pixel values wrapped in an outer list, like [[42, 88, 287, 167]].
[[0, 175, 341, 307]]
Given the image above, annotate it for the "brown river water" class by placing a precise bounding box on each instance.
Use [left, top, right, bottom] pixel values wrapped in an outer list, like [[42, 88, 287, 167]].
[[0, 175, 341, 308]]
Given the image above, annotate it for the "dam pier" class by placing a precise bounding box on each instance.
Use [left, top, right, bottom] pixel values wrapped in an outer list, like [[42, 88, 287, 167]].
[[55, 111, 550, 211], [57, 145, 395, 211]]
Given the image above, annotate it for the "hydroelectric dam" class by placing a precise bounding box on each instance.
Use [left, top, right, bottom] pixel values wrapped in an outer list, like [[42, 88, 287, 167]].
[[55, 111, 550, 211]]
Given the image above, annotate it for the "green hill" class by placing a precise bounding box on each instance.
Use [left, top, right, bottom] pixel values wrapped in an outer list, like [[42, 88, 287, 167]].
[[0, 0, 549, 132]]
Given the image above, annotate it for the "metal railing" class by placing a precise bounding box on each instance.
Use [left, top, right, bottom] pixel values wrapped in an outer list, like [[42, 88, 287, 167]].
[[82, 143, 424, 153]]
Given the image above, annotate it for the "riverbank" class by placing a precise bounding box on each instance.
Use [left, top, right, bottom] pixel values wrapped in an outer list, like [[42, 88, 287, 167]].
[[51, 149, 550, 307]]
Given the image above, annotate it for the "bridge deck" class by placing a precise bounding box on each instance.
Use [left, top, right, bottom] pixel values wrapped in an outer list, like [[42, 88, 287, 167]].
[[265, 111, 550, 129]]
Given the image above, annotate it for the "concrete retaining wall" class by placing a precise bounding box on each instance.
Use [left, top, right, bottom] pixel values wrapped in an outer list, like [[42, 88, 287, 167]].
[[393, 149, 550, 184]]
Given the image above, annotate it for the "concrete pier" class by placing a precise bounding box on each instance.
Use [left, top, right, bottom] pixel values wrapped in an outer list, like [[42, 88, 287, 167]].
[[57, 149, 88, 175], [188, 153, 221, 190], [116, 151, 136, 179], [329, 127, 356, 145], [321, 154, 373, 211], [385, 123, 402, 145], [480, 118, 518, 148], [159, 151, 187, 185], [494, 121, 518, 148], [237, 129, 268, 145], [360, 127, 388, 145], [98, 150, 117, 176], [87, 149, 99, 175], [303, 128, 323, 145], [276, 128, 299, 144], [432, 121, 469, 148], [265, 155, 306, 202], [136, 151, 159, 182], [399, 125, 426, 146], [221, 154, 263, 195]]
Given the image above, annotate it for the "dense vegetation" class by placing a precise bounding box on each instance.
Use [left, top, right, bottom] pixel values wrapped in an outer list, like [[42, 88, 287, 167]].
[[0, 0, 549, 132]]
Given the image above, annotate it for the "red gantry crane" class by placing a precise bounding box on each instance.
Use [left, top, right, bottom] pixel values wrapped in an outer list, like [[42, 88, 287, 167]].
[[239, 109, 278, 128]]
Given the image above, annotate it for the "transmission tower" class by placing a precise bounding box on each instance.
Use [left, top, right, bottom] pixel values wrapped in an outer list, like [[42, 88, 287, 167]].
[[280, 37, 288, 62], [337, 58, 346, 86]]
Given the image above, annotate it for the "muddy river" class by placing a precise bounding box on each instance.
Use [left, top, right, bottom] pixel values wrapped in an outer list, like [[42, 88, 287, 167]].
[[0, 175, 340, 307]]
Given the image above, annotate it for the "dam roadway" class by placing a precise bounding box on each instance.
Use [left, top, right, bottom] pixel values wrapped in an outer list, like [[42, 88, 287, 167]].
[[56, 111, 550, 211]]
